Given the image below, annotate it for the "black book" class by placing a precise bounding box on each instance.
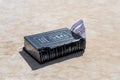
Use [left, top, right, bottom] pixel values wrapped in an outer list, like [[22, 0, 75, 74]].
[[23, 28, 86, 63]]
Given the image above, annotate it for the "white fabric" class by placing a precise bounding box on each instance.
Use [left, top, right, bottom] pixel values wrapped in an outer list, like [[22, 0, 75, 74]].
[[71, 20, 86, 39]]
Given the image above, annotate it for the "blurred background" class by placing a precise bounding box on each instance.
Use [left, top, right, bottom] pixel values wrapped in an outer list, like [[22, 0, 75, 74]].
[[0, 0, 120, 80]]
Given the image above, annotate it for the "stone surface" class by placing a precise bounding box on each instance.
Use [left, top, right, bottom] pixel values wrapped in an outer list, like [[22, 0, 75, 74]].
[[0, 0, 120, 80]]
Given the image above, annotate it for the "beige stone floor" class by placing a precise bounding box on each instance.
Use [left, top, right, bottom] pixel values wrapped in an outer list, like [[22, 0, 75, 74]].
[[0, 0, 120, 80]]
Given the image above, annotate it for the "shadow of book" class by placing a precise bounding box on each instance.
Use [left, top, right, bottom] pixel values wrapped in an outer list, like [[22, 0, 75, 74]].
[[19, 50, 84, 70]]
